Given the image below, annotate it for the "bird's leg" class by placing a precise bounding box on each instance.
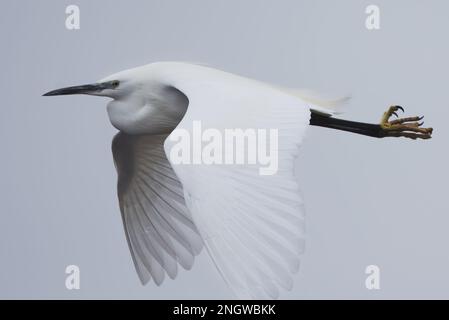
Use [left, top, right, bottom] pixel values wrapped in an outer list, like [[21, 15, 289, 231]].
[[310, 106, 433, 139], [379, 106, 433, 140]]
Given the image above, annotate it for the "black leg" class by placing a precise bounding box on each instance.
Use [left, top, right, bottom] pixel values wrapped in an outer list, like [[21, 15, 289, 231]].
[[309, 112, 383, 138], [309, 106, 433, 140]]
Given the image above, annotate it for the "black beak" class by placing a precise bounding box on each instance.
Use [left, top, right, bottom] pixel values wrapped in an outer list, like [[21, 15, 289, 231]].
[[43, 82, 115, 96]]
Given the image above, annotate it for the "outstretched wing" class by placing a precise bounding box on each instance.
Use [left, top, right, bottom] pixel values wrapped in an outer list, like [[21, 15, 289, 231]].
[[162, 63, 311, 299], [112, 133, 203, 285]]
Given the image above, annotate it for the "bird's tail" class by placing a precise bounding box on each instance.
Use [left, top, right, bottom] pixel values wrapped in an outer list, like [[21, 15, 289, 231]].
[[279, 87, 351, 115]]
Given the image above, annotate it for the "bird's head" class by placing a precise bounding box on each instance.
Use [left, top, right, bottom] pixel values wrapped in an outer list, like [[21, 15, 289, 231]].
[[43, 64, 188, 134]]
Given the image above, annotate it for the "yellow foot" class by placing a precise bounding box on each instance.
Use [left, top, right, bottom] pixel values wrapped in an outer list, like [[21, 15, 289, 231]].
[[380, 106, 433, 140]]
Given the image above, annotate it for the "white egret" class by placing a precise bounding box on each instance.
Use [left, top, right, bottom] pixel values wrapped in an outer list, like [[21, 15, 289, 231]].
[[43, 62, 433, 299]]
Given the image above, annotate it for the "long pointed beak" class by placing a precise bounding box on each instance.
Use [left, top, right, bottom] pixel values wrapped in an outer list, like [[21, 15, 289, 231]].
[[42, 82, 111, 96]]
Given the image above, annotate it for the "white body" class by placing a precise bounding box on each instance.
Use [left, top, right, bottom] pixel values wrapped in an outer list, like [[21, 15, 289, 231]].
[[101, 62, 340, 299]]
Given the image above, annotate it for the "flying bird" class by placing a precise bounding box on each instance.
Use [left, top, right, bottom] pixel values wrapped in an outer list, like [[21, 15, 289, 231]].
[[43, 62, 433, 299]]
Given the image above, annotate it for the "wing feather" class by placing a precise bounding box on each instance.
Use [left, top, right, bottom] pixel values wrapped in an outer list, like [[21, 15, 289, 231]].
[[112, 133, 203, 285], [160, 63, 310, 299]]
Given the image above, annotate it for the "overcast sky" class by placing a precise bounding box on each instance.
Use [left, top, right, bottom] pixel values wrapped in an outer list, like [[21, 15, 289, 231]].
[[0, 0, 448, 299]]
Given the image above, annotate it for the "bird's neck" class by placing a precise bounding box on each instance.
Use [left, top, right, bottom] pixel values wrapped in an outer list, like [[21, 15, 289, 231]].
[[107, 82, 188, 135]]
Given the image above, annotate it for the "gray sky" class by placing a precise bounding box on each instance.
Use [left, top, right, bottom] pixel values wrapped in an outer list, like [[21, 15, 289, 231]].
[[0, 0, 448, 299]]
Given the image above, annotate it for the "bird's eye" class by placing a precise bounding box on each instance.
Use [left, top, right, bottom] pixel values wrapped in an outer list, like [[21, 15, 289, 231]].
[[111, 80, 120, 88]]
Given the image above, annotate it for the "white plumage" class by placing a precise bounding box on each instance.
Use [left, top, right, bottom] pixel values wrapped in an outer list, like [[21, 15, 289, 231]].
[[46, 62, 343, 299]]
